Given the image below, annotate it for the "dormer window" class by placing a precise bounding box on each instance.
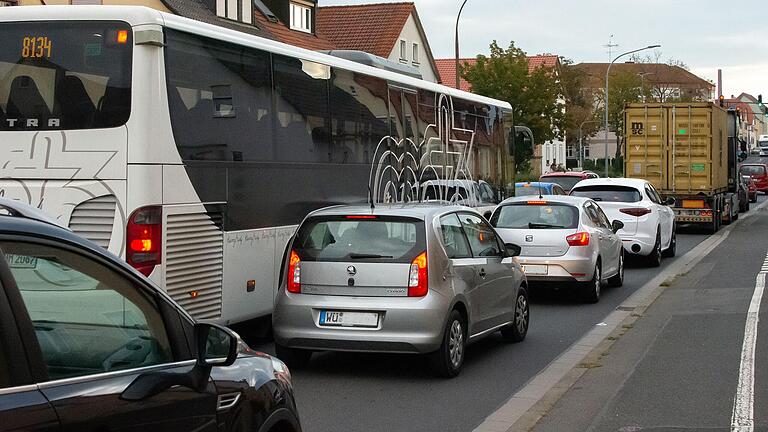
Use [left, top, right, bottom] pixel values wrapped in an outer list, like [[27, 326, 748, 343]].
[[290, 2, 312, 33], [216, 0, 253, 25]]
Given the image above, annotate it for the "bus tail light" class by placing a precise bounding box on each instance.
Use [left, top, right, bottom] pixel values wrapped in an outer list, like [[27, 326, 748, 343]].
[[126, 206, 162, 277], [566, 232, 590, 247], [408, 251, 428, 297], [287, 250, 301, 293]]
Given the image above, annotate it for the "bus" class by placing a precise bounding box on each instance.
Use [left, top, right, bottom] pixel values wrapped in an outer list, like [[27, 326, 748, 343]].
[[0, 6, 522, 325]]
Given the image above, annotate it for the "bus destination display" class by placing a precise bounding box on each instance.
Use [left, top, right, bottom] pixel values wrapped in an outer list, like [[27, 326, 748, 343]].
[[21, 36, 52, 59]]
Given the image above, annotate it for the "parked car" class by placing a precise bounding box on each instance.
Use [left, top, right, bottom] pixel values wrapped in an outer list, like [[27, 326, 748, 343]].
[[570, 178, 676, 266], [743, 175, 759, 203], [738, 175, 751, 212], [515, 181, 566, 196], [539, 171, 592, 192], [489, 196, 624, 303], [739, 163, 768, 194], [273, 204, 529, 378], [0, 198, 301, 432]]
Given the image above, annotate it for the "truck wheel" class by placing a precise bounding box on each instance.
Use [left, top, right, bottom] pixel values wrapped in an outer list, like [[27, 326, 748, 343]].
[[646, 231, 662, 267]]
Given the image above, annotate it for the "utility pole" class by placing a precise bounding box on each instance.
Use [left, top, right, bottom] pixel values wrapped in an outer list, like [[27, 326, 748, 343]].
[[455, 0, 469, 89]]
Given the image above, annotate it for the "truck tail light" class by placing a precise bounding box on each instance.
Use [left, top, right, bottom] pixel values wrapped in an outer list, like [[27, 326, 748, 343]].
[[566, 232, 590, 247], [126, 206, 162, 277], [408, 251, 428, 297], [287, 250, 301, 293], [619, 207, 652, 217]]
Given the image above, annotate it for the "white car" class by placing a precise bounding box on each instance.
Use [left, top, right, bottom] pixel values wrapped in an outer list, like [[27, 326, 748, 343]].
[[489, 195, 624, 303], [570, 178, 675, 267]]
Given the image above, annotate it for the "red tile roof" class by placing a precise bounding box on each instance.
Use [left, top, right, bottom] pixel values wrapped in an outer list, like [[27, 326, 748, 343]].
[[435, 55, 560, 92], [316, 2, 415, 58], [253, 12, 336, 51], [575, 63, 713, 89]]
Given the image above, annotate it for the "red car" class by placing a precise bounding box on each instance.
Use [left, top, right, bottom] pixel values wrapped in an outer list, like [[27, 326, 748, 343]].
[[739, 163, 768, 194], [743, 175, 758, 202], [540, 171, 595, 192]]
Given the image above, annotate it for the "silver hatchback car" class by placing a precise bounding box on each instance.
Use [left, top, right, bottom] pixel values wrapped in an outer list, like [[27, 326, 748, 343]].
[[489, 196, 624, 303], [273, 204, 529, 377]]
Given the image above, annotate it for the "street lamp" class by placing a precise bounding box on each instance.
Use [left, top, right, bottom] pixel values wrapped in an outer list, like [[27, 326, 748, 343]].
[[604, 44, 661, 177], [455, 0, 469, 89], [578, 120, 599, 168]]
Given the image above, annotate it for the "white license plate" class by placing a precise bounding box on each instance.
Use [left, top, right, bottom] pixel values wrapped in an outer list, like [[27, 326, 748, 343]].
[[6, 254, 38, 269], [319, 310, 379, 328], [521, 264, 548, 275]]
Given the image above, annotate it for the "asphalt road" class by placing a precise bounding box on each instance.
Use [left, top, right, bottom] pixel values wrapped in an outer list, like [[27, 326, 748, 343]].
[[249, 191, 768, 432], [534, 191, 768, 431]]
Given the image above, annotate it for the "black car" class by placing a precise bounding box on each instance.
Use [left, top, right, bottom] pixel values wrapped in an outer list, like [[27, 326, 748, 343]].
[[0, 199, 301, 432]]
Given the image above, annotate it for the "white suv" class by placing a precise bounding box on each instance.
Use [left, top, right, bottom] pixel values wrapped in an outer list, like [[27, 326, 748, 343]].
[[570, 178, 675, 267]]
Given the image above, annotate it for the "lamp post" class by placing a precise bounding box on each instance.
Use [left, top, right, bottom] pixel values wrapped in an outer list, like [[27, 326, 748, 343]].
[[604, 44, 661, 177], [455, 0, 469, 89], [578, 120, 599, 169]]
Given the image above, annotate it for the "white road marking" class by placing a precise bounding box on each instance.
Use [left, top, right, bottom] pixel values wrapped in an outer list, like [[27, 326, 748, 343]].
[[731, 251, 768, 432]]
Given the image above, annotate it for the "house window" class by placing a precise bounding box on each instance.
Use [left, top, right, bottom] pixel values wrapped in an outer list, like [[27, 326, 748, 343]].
[[399, 40, 407, 62], [290, 2, 312, 33], [412, 43, 419, 65], [215, 0, 253, 24]]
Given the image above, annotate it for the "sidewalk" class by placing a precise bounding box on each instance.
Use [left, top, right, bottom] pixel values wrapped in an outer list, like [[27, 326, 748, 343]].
[[531, 206, 768, 432]]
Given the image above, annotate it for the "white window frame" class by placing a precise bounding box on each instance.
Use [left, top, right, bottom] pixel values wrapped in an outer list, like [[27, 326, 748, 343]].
[[399, 40, 407, 63], [412, 42, 419, 65], [290, 2, 312, 33]]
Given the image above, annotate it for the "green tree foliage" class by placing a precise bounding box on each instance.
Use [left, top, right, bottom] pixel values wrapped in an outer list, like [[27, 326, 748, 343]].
[[560, 59, 599, 150], [462, 41, 564, 173], [595, 71, 642, 159]]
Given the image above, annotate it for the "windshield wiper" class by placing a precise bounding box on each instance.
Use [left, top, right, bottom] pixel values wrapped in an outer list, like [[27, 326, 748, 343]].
[[528, 223, 566, 229], [349, 253, 394, 259]]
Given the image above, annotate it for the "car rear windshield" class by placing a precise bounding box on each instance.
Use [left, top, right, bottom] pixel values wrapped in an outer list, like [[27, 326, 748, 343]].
[[293, 216, 425, 263], [515, 186, 548, 196], [491, 203, 579, 229], [541, 176, 582, 191], [570, 185, 642, 203], [0, 21, 132, 131], [741, 165, 767, 176]]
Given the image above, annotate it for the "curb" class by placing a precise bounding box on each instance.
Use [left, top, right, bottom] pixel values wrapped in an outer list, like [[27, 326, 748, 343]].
[[473, 197, 768, 432]]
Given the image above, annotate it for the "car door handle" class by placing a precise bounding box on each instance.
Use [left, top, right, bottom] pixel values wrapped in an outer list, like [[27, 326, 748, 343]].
[[478, 268, 487, 278]]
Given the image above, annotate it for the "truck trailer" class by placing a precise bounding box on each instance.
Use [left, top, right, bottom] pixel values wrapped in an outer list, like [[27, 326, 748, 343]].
[[624, 102, 738, 233]]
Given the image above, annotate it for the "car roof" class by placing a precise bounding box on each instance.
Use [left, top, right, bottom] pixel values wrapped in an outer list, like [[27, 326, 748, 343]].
[[571, 177, 648, 189], [540, 172, 588, 178], [499, 195, 591, 206], [515, 182, 555, 188], [306, 203, 475, 220]]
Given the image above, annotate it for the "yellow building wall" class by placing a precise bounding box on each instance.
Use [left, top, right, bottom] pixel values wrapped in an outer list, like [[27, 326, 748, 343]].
[[18, 0, 170, 12]]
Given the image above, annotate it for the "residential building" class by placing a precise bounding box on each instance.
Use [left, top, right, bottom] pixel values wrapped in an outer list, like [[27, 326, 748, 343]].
[[9, 0, 336, 51], [435, 55, 564, 176], [573, 62, 714, 164], [724, 93, 767, 152], [316, 2, 439, 83]]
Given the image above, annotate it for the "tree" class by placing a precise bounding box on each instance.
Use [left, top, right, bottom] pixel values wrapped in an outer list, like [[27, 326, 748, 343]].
[[462, 41, 564, 173], [559, 59, 599, 161], [594, 71, 642, 160]]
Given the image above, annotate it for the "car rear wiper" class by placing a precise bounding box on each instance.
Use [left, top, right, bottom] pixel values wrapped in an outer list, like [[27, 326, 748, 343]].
[[528, 223, 566, 229], [349, 253, 394, 259]]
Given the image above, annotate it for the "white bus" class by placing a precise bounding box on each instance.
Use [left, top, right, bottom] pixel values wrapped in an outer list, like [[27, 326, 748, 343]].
[[0, 6, 521, 325]]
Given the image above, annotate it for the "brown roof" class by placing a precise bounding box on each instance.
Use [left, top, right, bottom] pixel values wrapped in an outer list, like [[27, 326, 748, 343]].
[[316, 2, 414, 58], [253, 13, 336, 51], [575, 63, 713, 89], [435, 55, 560, 92]]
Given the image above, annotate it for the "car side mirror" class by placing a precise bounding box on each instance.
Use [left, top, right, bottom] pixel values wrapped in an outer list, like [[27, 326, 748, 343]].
[[121, 322, 239, 402], [505, 243, 522, 257], [611, 220, 624, 233], [664, 197, 675, 206], [195, 322, 239, 367]]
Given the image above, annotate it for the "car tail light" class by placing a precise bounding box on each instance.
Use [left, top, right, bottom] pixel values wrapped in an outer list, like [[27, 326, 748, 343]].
[[287, 250, 301, 293], [126, 206, 162, 277], [345, 215, 377, 219], [526, 200, 548, 205], [408, 251, 428, 297], [566, 232, 590, 246], [619, 207, 652, 217]]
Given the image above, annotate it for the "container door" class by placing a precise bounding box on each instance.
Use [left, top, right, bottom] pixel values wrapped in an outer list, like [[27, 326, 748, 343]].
[[669, 105, 716, 193], [625, 105, 667, 190]]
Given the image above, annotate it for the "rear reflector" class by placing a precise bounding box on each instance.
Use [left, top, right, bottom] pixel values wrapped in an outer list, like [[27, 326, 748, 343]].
[[408, 251, 428, 297], [619, 207, 652, 217], [345, 215, 377, 219], [566, 232, 590, 246], [287, 250, 301, 293], [126, 206, 161, 277], [682, 200, 705, 209]]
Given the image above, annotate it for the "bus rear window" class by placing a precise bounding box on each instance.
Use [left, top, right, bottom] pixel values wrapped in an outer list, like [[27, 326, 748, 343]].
[[0, 21, 132, 131]]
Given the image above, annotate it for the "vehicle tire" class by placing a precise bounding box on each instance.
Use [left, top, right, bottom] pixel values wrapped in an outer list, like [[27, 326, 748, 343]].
[[662, 227, 676, 258], [646, 231, 662, 267], [751, 195, 757, 203], [583, 262, 601, 304], [607, 251, 624, 287], [274, 343, 312, 369], [501, 288, 529, 342], [430, 310, 466, 378]]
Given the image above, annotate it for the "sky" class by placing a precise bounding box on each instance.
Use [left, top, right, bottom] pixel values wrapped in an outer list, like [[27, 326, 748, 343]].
[[321, 0, 768, 99]]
